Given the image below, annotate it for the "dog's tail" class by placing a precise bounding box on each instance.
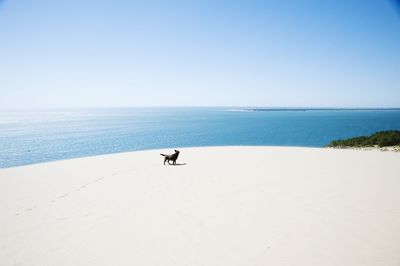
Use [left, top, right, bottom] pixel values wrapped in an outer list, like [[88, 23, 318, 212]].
[[160, 154, 166, 156]]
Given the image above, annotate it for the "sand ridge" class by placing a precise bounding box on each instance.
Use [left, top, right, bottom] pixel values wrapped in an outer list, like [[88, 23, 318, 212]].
[[0, 147, 399, 266]]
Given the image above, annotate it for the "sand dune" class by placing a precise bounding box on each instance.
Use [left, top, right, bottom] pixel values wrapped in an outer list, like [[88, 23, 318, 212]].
[[0, 147, 399, 266]]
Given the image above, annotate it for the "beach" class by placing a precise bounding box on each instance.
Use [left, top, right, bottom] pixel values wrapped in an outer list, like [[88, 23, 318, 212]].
[[1, 146, 399, 266]]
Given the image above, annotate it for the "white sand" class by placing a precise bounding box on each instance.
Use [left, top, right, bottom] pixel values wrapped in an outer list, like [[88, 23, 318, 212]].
[[0, 146, 399, 266]]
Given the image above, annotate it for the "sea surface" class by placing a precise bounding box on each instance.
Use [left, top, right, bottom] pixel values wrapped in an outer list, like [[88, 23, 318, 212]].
[[1, 107, 400, 168]]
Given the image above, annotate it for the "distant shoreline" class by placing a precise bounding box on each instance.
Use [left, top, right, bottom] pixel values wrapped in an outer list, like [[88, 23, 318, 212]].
[[240, 108, 400, 112]]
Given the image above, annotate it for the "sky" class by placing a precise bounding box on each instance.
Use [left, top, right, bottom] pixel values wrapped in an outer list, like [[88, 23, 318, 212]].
[[0, 0, 399, 108]]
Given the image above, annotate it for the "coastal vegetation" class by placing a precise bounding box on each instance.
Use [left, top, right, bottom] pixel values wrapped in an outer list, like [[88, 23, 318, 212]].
[[327, 130, 400, 148]]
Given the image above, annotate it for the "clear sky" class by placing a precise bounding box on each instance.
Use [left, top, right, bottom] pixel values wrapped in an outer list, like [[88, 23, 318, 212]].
[[0, 0, 399, 108]]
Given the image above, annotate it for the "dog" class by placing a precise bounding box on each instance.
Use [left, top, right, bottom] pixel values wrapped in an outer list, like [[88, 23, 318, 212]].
[[160, 149, 180, 165]]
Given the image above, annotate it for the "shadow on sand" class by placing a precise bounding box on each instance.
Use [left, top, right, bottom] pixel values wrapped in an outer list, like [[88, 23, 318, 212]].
[[168, 163, 186, 166]]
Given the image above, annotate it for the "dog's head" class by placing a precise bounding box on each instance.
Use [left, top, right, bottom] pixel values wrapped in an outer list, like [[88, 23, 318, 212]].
[[174, 149, 180, 154]]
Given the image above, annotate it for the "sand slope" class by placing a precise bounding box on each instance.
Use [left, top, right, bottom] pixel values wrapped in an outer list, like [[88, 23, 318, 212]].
[[0, 147, 399, 266]]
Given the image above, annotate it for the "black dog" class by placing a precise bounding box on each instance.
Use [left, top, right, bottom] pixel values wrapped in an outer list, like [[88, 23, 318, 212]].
[[160, 150, 180, 165]]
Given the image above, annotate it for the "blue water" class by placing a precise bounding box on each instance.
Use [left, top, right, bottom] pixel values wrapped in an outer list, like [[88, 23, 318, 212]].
[[1, 107, 400, 168]]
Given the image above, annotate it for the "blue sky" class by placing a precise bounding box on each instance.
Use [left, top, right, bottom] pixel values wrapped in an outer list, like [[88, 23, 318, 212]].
[[0, 0, 399, 108]]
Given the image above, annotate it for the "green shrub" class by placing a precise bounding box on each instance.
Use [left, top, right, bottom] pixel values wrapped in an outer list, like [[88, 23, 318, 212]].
[[326, 130, 400, 148]]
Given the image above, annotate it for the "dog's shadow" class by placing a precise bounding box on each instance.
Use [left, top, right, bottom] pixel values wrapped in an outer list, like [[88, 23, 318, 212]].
[[169, 163, 186, 166]]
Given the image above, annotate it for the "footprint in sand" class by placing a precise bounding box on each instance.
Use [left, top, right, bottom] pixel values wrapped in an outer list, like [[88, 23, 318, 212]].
[[76, 182, 90, 192], [83, 212, 94, 217], [57, 217, 69, 222], [25, 207, 35, 212], [58, 193, 69, 199], [93, 177, 105, 183], [99, 214, 111, 220]]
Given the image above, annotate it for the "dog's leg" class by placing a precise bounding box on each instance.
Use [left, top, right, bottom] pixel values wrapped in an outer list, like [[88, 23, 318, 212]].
[[168, 160, 172, 165], [164, 157, 167, 165]]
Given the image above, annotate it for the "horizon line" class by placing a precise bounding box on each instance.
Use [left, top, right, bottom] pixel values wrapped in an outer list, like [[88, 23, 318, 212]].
[[1, 105, 400, 111]]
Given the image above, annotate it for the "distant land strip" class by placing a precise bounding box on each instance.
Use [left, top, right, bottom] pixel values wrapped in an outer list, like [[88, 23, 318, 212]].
[[243, 108, 400, 112]]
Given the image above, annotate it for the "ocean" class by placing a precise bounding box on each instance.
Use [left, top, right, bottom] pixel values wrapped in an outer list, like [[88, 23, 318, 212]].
[[1, 107, 400, 168]]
